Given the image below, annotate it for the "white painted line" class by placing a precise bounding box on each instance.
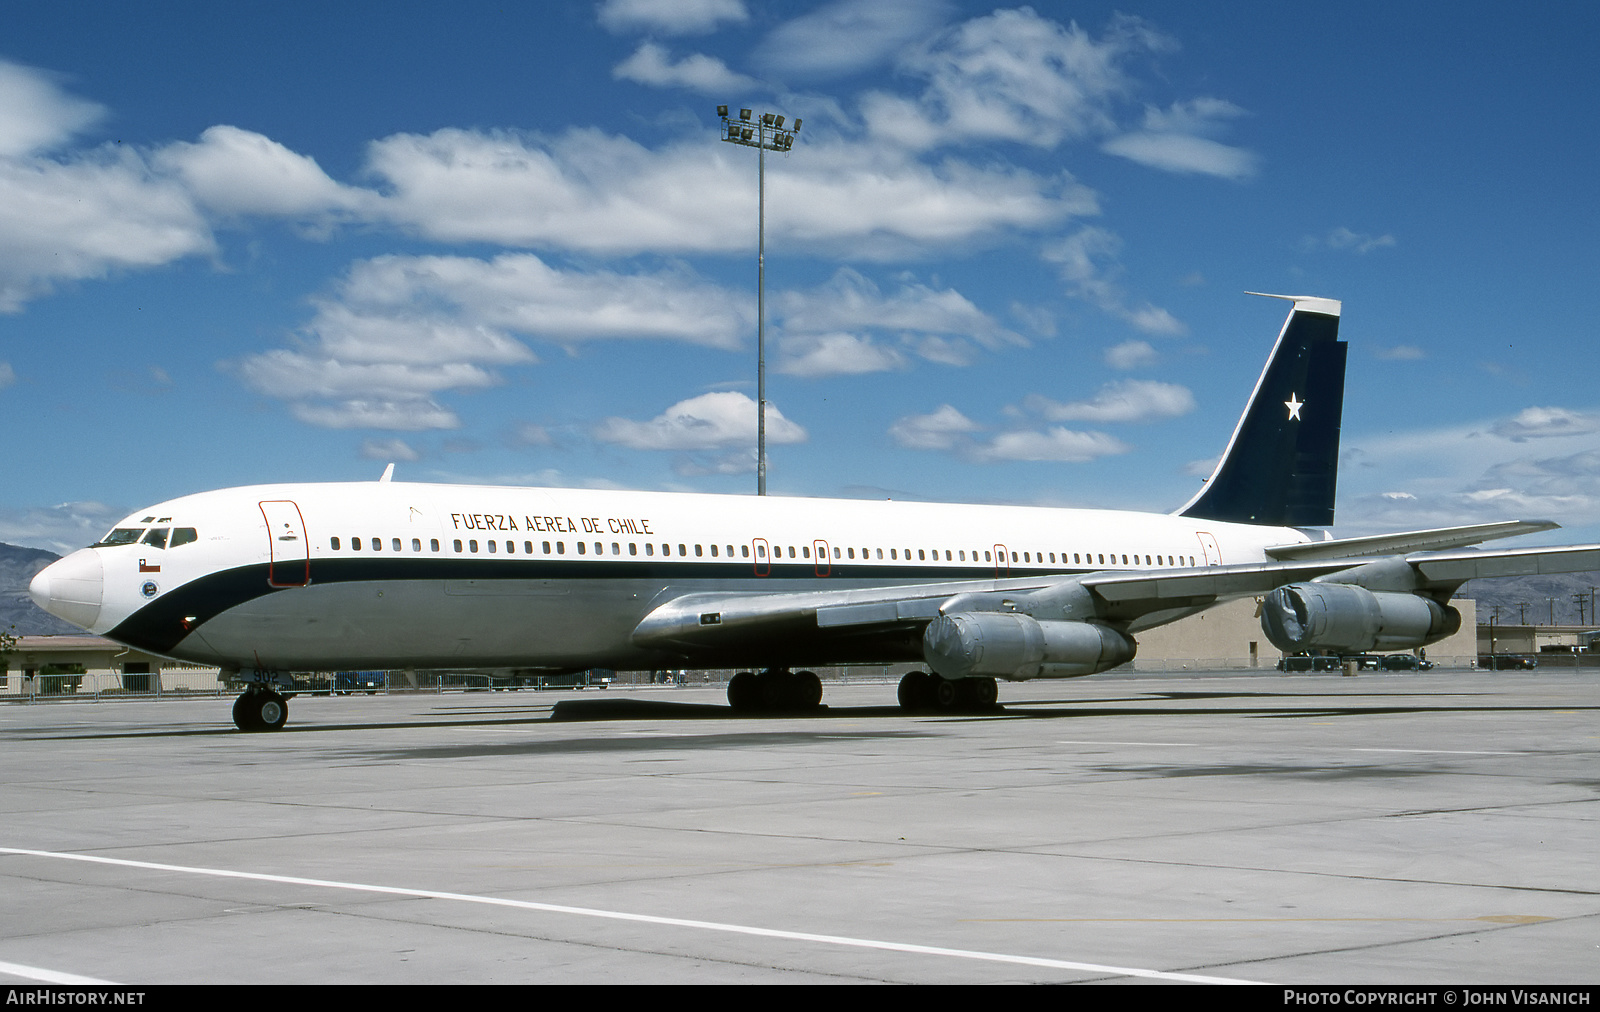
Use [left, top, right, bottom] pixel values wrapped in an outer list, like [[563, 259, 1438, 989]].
[[0, 959, 115, 985], [1056, 740, 1201, 747], [1349, 748, 1520, 756], [0, 846, 1259, 984]]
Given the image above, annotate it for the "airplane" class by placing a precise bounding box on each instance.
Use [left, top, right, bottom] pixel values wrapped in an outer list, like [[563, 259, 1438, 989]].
[[28, 295, 1600, 731]]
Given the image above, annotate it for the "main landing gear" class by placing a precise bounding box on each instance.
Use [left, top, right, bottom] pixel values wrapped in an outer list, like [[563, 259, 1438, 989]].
[[897, 670, 1000, 714], [726, 668, 824, 714], [232, 687, 290, 731]]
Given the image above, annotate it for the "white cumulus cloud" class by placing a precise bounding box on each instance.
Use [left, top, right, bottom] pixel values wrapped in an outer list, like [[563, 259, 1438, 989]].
[[889, 404, 981, 450], [1101, 98, 1257, 179], [974, 427, 1130, 463], [598, 0, 748, 36], [756, 0, 949, 80], [613, 43, 759, 93], [1024, 380, 1195, 424], [154, 125, 375, 220], [594, 391, 806, 475]]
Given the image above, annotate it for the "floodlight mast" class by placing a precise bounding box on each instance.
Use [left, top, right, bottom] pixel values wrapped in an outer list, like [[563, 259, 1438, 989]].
[[718, 106, 801, 495]]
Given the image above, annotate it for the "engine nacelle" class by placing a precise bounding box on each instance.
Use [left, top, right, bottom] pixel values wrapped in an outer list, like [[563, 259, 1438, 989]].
[[923, 613, 1136, 680], [1261, 583, 1460, 654]]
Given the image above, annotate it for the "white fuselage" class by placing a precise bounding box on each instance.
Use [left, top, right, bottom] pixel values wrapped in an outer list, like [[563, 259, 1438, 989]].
[[34, 481, 1310, 674]]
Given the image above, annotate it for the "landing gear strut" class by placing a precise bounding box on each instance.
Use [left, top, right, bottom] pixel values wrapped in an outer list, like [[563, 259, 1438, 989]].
[[727, 668, 824, 714], [232, 688, 289, 731], [898, 671, 999, 714]]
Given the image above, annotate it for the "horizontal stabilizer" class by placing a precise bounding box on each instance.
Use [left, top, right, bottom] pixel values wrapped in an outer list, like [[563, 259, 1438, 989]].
[[1266, 520, 1561, 562]]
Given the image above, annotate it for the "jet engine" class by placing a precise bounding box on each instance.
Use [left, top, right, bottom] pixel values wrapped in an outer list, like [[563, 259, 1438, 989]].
[[923, 612, 1136, 680], [1260, 583, 1460, 654]]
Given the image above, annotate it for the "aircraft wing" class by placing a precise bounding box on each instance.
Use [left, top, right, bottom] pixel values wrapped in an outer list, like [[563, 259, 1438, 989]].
[[1264, 520, 1560, 561], [631, 559, 1361, 653], [1404, 542, 1600, 584], [632, 574, 1062, 653], [633, 539, 1600, 660]]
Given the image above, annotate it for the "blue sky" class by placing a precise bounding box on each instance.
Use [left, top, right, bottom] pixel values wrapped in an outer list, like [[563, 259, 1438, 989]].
[[3, 0, 1598, 554]]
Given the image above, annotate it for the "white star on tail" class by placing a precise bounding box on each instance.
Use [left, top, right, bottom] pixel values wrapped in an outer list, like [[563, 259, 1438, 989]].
[[1285, 393, 1303, 421]]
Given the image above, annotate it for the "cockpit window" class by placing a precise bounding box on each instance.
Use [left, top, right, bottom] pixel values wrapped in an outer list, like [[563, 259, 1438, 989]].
[[170, 528, 198, 547], [142, 528, 170, 549], [93, 528, 145, 547]]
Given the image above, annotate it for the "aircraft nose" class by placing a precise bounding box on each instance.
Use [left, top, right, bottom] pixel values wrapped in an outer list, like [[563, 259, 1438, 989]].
[[29, 549, 104, 631]]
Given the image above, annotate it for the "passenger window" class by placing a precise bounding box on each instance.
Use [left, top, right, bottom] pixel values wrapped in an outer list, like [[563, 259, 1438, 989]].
[[577, 542, 586, 554], [679, 544, 687, 556], [524, 541, 533, 554], [556, 542, 565, 554], [432, 539, 440, 552], [543, 541, 552, 554], [695, 544, 703, 557], [373, 538, 382, 552], [392, 538, 402, 552], [469, 540, 478, 553], [890, 549, 897, 560], [629, 543, 637, 556], [742, 545, 749, 557], [331, 537, 341, 551], [453, 539, 462, 552], [170, 528, 198, 548], [802, 546, 810, 559], [489, 540, 498, 553], [710, 544, 718, 557], [412, 538, 421, 552], [645, 543, 654, 556], [612, 542, 620, 555]]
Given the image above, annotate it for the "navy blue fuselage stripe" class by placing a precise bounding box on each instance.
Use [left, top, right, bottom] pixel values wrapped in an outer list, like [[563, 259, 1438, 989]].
[[108, 558, 1098, 655]]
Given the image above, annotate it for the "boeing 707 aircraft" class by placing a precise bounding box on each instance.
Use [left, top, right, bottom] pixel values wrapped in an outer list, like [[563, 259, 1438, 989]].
[[29, 295, 1600, 729]]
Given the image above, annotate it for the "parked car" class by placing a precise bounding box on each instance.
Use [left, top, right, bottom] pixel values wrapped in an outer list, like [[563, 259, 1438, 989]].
[[1377, 654, 1434, 671], [1478, 654, 1536, 670], [1277, 654, 1341, 671]]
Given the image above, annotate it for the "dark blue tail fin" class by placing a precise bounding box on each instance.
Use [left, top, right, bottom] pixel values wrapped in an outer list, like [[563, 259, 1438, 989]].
[[1177, 295, 1346, 528]]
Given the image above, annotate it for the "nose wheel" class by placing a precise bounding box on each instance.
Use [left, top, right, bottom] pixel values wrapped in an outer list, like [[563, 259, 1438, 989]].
[[233, 689, 289, 731]]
